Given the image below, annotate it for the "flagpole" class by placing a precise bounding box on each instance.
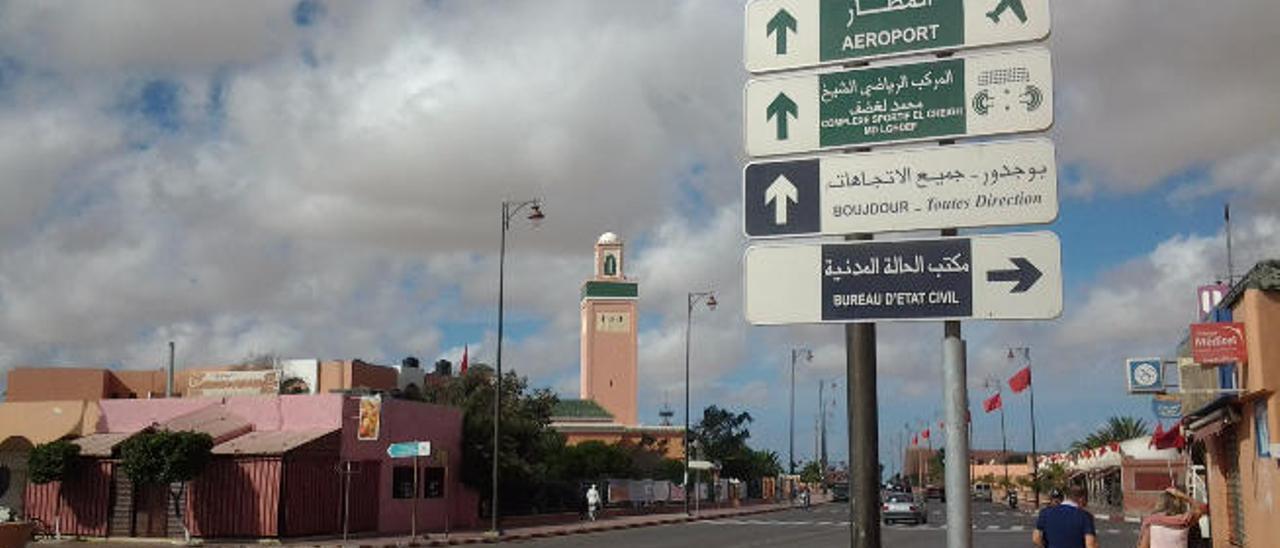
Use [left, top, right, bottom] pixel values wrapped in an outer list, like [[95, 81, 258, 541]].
[[1026, 349, 1040, 509], [999, 388, 1008, 486]]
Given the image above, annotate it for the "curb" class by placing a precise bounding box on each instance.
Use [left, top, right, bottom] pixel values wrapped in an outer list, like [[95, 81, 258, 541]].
[[403, 504, 792, 546]]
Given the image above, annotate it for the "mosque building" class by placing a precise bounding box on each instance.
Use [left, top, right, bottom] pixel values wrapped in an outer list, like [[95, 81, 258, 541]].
[[549, 232, 685, 459]]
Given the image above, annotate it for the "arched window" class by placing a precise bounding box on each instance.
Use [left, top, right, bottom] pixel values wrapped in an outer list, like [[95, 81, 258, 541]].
[[603, 254, 618, 276]]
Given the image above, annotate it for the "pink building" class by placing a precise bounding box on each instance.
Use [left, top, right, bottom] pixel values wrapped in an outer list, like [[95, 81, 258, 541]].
[[22, 394, 478, 540]]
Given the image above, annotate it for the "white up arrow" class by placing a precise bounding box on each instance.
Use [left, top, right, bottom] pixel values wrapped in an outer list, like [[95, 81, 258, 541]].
[[764, 175, 798, 225]]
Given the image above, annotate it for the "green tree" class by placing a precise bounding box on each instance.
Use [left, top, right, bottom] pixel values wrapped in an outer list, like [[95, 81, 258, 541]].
[[691, 405, 759, 480], [1031, 462, 1068, 494], [418, 364, 564, 515], [1070, 416, 1148, 452], [119, 430, 214, 542], [551, 441, 635, 480], [927, 448, 945, 485], [28, 439, 81, 485], [799, 460, 823, 484]]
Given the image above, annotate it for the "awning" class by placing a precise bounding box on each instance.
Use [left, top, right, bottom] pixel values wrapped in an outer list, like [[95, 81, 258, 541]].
[[212, 429, 337, 456], [1188, 406, 1240, 442], [161, 404, 252, 443], [72, 432, 133, 457]]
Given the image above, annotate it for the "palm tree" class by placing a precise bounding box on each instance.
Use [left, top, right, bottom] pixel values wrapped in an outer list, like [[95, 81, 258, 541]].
[[1070, 416, 1149, 452]]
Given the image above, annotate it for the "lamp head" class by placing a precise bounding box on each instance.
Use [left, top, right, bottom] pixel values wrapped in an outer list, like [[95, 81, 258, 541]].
[[705, 294, 718, 311], [527, 204, 545, 226]]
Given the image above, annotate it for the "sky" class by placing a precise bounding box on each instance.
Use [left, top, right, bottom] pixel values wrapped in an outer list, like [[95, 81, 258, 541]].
[[1, 1, 1279, 475]]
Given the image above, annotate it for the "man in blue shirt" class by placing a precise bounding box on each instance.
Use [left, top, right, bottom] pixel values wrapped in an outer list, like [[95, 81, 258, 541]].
[[1033, 485, 1098, 548]]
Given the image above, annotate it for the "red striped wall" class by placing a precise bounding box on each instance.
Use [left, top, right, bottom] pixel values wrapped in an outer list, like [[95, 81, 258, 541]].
[[280, 456, 342, 537], [185, 458, 282, 537], [23, 460, 114, 537]]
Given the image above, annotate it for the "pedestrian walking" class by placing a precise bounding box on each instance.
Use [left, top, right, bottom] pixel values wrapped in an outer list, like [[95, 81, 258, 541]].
[[585, 483, 601, 522], [1032, 485, 1097, 548], [1138, 488, 1207, 548]]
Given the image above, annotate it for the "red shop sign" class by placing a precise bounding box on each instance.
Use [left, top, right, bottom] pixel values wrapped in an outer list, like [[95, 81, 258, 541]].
[[1190, 322, 1247, 365]]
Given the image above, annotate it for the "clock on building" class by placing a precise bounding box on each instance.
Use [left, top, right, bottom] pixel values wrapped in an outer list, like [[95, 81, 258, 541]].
[[1126, 358, 1163, 393]]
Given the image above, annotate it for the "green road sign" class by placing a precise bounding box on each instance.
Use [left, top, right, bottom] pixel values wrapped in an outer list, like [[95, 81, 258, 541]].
[[744, 47, 1051, 157], [745, 0, 1050, 73]]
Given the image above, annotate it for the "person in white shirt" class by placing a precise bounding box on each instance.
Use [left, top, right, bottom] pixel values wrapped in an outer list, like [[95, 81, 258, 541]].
[[586, 484, 601, 521]]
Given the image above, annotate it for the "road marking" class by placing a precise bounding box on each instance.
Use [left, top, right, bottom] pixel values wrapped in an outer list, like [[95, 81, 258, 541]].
[[1010, 525, 1025, 531]]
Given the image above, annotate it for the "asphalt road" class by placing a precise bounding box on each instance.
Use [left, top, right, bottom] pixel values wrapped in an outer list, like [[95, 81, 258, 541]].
[[503, 501, 1139, 548]]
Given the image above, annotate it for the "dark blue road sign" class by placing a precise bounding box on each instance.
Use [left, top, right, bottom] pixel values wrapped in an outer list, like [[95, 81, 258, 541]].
[[744, 159, 820, 237]]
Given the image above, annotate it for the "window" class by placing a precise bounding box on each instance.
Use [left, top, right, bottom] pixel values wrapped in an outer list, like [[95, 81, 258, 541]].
[[1256, 399, 1271, 458], [392, 466, 415, 499], [423, 467, 445, 498], [1133, 472, 1175, 492], [603, 254, 617, 276]]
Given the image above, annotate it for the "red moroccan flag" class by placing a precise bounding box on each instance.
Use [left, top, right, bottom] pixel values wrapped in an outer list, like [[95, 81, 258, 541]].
[[1149, 422, 1165, 449], [459, 345, 469, 375], [912, 435, 918, 446], [1154, 424, 1184, 450], [922, 428, 931, 440], [983, 393, 1003, 413], [1008, 366, 1032, 394]]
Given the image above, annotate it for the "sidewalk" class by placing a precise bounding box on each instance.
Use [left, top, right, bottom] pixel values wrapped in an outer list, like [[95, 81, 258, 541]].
[[313, 499, 808, 547]]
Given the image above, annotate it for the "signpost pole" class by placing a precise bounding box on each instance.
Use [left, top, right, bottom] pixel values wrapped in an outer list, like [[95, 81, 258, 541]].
[[846, 233, 881, 548], [443, 449, 451, 539], [942, 228, 972, 548], [412, 454, 419, 539]]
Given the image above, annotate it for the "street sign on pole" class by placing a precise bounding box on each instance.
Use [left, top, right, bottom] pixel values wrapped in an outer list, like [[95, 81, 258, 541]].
[[744, 138, 1057, 238], [745, 0, 1051, 73], [387, 441, 432, 459], [744, 47, 1052, 157], [744, 231, 1061, 324]]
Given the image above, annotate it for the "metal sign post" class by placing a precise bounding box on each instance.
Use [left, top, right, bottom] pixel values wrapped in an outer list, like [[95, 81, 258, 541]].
[[741, 4, 1054, 547]]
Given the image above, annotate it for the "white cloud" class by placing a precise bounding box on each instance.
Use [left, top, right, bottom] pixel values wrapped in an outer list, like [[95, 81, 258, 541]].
[[1051, 0, 1280, 191]]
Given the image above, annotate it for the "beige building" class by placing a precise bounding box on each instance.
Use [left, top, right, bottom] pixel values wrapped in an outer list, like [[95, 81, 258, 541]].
[[1183, 260, 1280, 547]]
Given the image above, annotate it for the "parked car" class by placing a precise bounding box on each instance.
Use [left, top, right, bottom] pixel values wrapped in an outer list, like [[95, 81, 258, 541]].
[[972, 483, 992, 502], [831, 482, 850, 502], [924, 484, 946, 502], [881, 493, 927, 525]]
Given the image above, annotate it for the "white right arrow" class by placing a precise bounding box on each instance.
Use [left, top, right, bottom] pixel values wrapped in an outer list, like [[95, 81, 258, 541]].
[[764, 174, 798, 225]]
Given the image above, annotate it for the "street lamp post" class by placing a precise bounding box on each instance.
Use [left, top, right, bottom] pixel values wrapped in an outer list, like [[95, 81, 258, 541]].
[[491, 198, 544, 535], [684, 290, 716, 516], [790, 348, 812, 476]]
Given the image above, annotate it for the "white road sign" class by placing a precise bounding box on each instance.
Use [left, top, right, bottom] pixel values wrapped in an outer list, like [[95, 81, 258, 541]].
[[745, 0, 1052, 73], [744, 231, 1062, 324], [744, 47, 1052, 157], [743, 138, 1057, 237]]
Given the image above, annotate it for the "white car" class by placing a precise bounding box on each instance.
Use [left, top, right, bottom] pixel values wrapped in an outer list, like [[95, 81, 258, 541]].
[[881, 493, 927, 525]]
